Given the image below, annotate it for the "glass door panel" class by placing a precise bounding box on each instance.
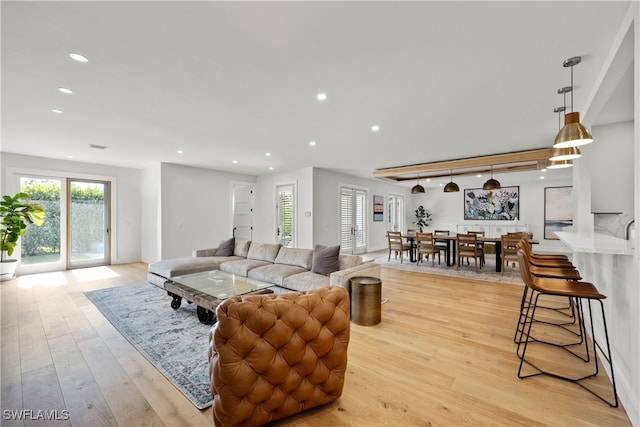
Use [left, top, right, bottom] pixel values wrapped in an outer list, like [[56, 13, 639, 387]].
[[68, 179, 110, 268], [19, 177, 62, 266]]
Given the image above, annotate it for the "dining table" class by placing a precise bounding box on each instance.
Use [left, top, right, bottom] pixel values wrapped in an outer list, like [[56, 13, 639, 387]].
[[403, 233, 538, 272]]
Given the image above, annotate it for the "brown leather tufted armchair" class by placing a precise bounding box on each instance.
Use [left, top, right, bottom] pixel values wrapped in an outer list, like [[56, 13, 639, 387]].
[[208, 286, 350, 427]]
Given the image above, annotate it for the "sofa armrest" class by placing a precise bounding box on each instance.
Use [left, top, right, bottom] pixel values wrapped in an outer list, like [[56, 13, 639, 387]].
[[329, 260, 381, 289], [192, 247, 218, 257]]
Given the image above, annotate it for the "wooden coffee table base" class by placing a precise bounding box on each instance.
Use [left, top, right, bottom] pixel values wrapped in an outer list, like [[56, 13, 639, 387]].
[[165, 281, 274, 324]]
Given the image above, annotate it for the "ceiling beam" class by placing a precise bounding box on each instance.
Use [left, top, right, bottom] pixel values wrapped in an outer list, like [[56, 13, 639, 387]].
[[373, 148, 551, 181]]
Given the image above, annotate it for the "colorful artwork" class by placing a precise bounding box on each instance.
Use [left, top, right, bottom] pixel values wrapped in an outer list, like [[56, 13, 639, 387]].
[[544, 186, 573, 239], [464, 186, 519, 220], [373, 195, 384, 222]]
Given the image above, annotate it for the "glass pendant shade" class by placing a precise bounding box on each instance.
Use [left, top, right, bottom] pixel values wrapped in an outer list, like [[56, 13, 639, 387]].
[[549, 145, 581, 161], [411, 183, 425, 194], [546, 159, 574, 169], [553, 112, 593, 148], [482, 178, 501, 190], [443, 181, 460, 193]]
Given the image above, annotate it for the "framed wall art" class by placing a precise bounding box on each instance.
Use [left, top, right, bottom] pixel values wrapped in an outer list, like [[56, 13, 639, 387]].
[[463, 186, 520, 220], [373, 195, 384, 222], [544, 186, 573, 239]]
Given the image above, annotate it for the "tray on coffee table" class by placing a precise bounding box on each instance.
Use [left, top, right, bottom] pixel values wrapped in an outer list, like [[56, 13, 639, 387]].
[[164, 270, 274, 324]]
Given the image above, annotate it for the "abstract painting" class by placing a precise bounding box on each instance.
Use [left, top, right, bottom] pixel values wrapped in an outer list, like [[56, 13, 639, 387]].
[[464, 186, 520, 220], [544, 186, 573, 239]]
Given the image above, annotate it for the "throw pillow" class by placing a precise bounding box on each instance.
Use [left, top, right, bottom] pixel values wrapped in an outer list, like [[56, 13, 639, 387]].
[[311, 244, 340, 276], [215, 237, 235, 256]]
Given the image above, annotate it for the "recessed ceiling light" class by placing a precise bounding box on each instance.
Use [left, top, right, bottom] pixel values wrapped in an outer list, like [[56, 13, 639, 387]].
[[371, 124, 380, 132], [426, 179, 431, 182], [439, 183, 444, 187], [52, 109, 63, 114], [269, 167, 274, 171], [540, 176, 545, 179], [58, 87, 73, 94], [69, 52, 88, 63], [541, 168, 547, 172], [233, 160, 238, 164], [477, 174, 482, 178], [177, 150, 183, 154], [316, 92, 327, 101], [309, 141, 316, 146], [265, 152, 271, 157]]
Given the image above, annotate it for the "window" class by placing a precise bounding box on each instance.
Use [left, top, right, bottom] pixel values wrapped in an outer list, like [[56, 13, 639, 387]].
[[387, 193, 405, 232]]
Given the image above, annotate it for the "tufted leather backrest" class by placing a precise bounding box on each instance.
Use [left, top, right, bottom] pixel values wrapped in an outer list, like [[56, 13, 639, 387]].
[[208, 286, 350, 427]]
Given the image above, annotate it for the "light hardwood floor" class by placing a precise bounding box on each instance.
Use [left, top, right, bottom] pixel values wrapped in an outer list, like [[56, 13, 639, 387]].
[[1, 262, 631, 426]]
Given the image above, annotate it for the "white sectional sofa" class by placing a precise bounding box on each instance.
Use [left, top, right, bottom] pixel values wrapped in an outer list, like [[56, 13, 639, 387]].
[[147, 238, 380, 292]]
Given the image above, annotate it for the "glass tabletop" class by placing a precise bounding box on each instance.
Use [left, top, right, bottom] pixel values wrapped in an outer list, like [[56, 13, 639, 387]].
[[170, 270, 272, 300]]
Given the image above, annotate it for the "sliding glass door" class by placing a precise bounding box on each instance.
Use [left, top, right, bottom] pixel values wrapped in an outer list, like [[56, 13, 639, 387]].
[[68, 179, 110, 268]]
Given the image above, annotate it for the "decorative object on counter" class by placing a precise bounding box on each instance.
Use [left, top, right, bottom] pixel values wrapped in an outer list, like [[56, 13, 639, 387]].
[[464, 186, 519, 221]]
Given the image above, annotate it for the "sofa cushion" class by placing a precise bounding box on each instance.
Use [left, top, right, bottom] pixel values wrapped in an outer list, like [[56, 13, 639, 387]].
[[234, 239, 251, 257], [274, 247, 313, 270], [148, 256, 242, 279], [220, 259, 272, 276], [215, 237, 235, 256], [248, 264, 309, 287], [311, 244, 340, 276], [339, 254, 363, 270], [282, 271, 331, 291], [247, 242, 281, 263]]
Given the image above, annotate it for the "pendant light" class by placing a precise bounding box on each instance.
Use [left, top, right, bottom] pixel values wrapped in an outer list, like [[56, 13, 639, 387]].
[[549, 105, 581, 161], [482, 165, 501, 190], [553, 56, 593, 148], [546, 159, 573, 169], [411, 173, 425, 194], [443, 170, 459, 193]]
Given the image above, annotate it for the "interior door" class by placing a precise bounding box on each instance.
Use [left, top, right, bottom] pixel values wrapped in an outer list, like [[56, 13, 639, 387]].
[[67, 179, 110, 268], [276, 184, 295, 247], [232, 184, 254, 241]]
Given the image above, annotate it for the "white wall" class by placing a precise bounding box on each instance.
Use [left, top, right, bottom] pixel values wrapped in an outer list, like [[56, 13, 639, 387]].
[[254, 167, 314, 248], [312, 168, 411, 252], [0, 152, 142, 265], [416, 175, 573, 253], [141, 164, 161, 263], [585, 120, 634, 215], [157, 163, 256, 260]]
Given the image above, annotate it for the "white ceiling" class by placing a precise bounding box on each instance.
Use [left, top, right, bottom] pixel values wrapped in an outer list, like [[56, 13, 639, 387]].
[[1, 1, 633, 189]]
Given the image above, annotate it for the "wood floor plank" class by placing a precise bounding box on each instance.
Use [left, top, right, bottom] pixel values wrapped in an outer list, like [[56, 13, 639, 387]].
[[1, 261, 632, 426]]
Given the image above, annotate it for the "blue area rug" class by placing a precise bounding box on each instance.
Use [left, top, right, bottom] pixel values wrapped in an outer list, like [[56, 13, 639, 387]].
[[85, 282, 213, 409]]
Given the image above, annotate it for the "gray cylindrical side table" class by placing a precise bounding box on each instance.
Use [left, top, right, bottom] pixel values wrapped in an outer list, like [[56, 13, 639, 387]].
[[349, 276, 382, 326]]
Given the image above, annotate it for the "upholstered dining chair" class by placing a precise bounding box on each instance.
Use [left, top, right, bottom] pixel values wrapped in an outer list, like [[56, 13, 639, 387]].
[[456, 233, 484, 272], [387, 230, 411, 263], [415, 232, 442, 266]]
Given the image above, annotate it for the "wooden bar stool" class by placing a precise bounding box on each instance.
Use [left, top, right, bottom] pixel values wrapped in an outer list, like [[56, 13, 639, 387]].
[[515, 249, 618, 407]]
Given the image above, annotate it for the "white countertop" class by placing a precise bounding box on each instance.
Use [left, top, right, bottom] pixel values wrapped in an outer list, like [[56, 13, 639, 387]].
[[555, 232, 635, 256]]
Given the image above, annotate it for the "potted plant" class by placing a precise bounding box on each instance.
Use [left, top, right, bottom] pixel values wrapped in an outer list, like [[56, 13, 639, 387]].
[[1, 192, 45, 281], [413, 205, 432, 232]]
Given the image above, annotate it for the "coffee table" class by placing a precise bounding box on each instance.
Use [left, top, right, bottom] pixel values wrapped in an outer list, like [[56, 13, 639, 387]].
[[164, 270, 274, 324]]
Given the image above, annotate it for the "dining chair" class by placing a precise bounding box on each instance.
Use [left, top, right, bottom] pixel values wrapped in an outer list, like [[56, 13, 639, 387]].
[[501, 234, 521, 274], [456, 233, 484, 272], [467, 230, 486, 266], [415, 232, 442, 267], [387, 231, 411, 263]]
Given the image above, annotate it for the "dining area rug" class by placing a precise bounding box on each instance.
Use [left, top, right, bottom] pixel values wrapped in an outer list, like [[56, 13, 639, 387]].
[[375, 253, 524, 286]]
